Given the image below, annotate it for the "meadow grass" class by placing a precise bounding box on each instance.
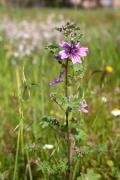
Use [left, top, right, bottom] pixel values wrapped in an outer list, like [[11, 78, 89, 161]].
[[0, 8, 120, 179]]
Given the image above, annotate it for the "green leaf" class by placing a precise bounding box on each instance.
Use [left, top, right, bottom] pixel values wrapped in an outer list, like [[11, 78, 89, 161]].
[[59, 94, 68, 111], [75, 129, 87, 141], [96, 144, 107, 153], [76, 31, 83, 41], [73, 63, 86, 73], [80, 146, 92, 154], [71, 128, 78, 135], [40, 116, 59, 128], [70, 96, 79, 110], [78, 169, 100, 180], [46, 44, 59, 53], [38, 161, 53, 174], [57, 159, 68, 173]]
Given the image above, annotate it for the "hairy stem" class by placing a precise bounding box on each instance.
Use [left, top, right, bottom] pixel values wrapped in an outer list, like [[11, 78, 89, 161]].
[[65, 60, 71, 179]]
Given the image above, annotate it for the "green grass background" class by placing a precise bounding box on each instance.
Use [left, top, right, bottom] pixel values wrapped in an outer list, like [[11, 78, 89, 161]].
[[0, 7, 120, 179]]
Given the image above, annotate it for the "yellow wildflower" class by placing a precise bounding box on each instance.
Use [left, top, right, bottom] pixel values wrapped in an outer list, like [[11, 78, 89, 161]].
[[105, 66, 113, 73]]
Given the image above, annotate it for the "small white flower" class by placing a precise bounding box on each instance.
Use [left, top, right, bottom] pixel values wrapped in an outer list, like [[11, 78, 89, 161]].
[[101, 96, 107, 103], [111, 109, 120, 117], [13, 52, 19, 58], [43, 144, 54, 150]]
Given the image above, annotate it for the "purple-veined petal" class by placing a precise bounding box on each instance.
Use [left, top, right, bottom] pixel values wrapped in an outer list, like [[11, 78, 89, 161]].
[[81, 108, 88, 113], [71, 53, 82, 64], [74, 42, 80, 48], [78, 108, 88, 113], [77, 47, 88, 57], [59, 50, 69, 59], [59, 41, 71, 49]]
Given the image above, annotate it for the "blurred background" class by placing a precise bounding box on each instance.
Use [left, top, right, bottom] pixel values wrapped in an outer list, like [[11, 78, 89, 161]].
[[0, 0, 120, 179], [0, 0, 120, 8]]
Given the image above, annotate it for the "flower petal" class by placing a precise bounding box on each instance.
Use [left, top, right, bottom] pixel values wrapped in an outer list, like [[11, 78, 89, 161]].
[[77, 47, 88, 57], [59, 69, 65, 78], [54, 53, 62, 60], [49, 77, 62, 86], [59, 41, 71, 49], [81, 108, 88, 113], [43, 144, 54, 150], [111, 109, 120, 117], [80, 101, 88, 108], [74, 42, 80, 48], [59, 50, 69, 59], [71, 54, 82, 64]]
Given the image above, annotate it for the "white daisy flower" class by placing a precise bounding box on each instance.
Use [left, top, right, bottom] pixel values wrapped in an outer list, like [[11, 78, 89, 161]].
[[111, 109, 120, 117]]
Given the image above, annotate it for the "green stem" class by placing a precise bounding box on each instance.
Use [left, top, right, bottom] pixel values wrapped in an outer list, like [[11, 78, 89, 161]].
[[65, 60, 71, 180], [41, 56, 45, 116], [13, 67, 24, 180], [13, 128, 20, 180]]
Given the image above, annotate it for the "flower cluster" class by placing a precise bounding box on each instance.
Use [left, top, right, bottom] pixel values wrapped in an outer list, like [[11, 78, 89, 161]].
[[50, 41, 88, 86], [0, 15, 65, 61], [49, 69, 65, 86]]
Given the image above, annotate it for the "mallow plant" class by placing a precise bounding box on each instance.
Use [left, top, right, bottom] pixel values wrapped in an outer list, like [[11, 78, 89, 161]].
[[43, 22, 90, 179]]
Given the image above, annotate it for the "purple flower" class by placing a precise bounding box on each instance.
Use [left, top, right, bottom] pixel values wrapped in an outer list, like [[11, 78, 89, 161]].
[[49, 69, 65, 86], [59, 69, 65, 78], [54, 53, 63, 64], [78, 101, 88, 113], [49, 77, 62, 86], [54, 54, 62, 60], [59, 41, 88, 64]]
